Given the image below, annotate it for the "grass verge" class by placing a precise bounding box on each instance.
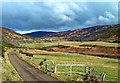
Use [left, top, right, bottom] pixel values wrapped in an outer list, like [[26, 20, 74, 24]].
[[2, 48, 22, 81]]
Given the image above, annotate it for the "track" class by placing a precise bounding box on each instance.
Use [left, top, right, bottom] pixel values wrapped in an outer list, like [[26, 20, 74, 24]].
[[8, 52, 58, 82]]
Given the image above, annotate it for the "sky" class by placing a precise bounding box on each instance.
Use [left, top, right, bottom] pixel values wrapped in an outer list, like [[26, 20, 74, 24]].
[[2, 2, 118, 34]]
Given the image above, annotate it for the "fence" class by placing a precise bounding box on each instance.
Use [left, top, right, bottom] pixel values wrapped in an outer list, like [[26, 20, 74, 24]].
[[54, 64, 85, 76], [44, 63, 106, 81]]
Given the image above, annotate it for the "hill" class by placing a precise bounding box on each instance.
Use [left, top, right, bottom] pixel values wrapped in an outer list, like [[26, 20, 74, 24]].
[[0, 27, 29, 46], [95, 25, 119, 41], [24, 31, 55, 38], [0, 27, 24, 39], [43, 24, 120, 41], [1, 24, 119, 42]]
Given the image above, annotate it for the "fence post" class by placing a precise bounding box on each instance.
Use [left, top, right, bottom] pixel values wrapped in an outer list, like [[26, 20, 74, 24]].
[[88, 67, 91, 75], [91, 68, 96, 75], [45, 64, 48, 72], [54, 65, 57, 73], [70, 65, 72, 76], [102, 73, 106, 81], [85, 66, 88, 73], [99, 72, 106, 81], [85, 66, 90, 74]]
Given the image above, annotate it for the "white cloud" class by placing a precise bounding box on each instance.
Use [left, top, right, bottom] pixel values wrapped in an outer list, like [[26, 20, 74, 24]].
[[43, 2, 77, 24], [98, 16, 110, 23], [84, 20, 96, 25], [105, 11, 115, 19], [60, 15, 72, 22], [2, 2, 118, 32], [69, 2, 88, 12], [84, 17, 97, 25], [98, 11, 116, 24]]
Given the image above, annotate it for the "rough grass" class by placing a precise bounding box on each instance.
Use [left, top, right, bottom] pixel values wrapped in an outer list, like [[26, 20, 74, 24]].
[[0, 57, 2, 82], [17, 50, 118, 81], [20, 41, 119, 49], [2, 49, 22, 81], [18, 41, 119, 81]]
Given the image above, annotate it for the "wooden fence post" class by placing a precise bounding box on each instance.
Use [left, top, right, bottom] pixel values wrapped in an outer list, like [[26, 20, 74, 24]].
[[91, 68, 96, 75], [45, 64, 48, 72], [88, 67, 91, 75], [54, 65, 57, 73], [99, 72, 106, 81], [85, 66, 88, 73], [102, 73, 106, 81], [85, 66, 91, 74], [70, 65, 72, 76]]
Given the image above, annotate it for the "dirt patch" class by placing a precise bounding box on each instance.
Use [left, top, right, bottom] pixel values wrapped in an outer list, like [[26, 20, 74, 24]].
[[23, 49, 48, 54], [47, 46, 120, 58]]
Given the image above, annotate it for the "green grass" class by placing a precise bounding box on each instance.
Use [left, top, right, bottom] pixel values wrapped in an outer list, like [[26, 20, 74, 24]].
[[20, 41, 119, 49], [20, 42, 59, 49], [17, 41, 119, 81], [2, 49, 22, 81], [2, 41, 16, 48], [0, 57, 2, 82], [17, 50, 118, 81]]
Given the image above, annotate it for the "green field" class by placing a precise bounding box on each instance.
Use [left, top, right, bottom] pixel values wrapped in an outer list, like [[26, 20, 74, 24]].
[[20, 41, 119, 49], [2, 40, 119, 81], [18, 41, 119, 81], [17, 50, 118, 81]]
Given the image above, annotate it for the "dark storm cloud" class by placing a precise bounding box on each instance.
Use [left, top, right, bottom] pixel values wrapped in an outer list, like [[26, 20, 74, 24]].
[[2, 2, 118, 33]]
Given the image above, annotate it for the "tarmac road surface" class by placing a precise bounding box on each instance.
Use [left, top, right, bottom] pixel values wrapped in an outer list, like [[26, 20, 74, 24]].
[[8, 52, 58, 82]]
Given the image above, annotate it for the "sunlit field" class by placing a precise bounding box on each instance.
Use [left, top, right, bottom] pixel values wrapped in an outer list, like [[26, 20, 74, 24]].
[[2, 40, 119, 81], [20, 41, 119, 49], [17, 49, 118, 81]]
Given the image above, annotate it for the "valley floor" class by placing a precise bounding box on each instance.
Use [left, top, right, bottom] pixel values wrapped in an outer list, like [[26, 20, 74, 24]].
[[2, 41, 119, 82], [17, 48, 118, 81]]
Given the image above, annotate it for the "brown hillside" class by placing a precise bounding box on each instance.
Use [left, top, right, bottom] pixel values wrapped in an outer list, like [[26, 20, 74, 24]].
[[0, 27, 24, 39], [43, 24, 120, 41]]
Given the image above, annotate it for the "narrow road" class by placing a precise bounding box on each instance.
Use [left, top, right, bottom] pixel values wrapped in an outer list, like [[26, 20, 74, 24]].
[[8, 52, 58, 82]]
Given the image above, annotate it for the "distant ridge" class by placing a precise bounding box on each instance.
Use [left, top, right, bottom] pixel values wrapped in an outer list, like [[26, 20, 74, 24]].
[[24, 31, 55, 38], [42, 24, 120, 41], [1, 24, 120, 42]]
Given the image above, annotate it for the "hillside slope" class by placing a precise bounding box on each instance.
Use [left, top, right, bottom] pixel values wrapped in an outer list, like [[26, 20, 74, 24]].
[[0, 27, 29, 46], [0, 27, 24, 39], [43, 24, 120, 41], [24, 31, 55, 38], [1, 24, 119, 42], [95, 25, 119, 41]]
